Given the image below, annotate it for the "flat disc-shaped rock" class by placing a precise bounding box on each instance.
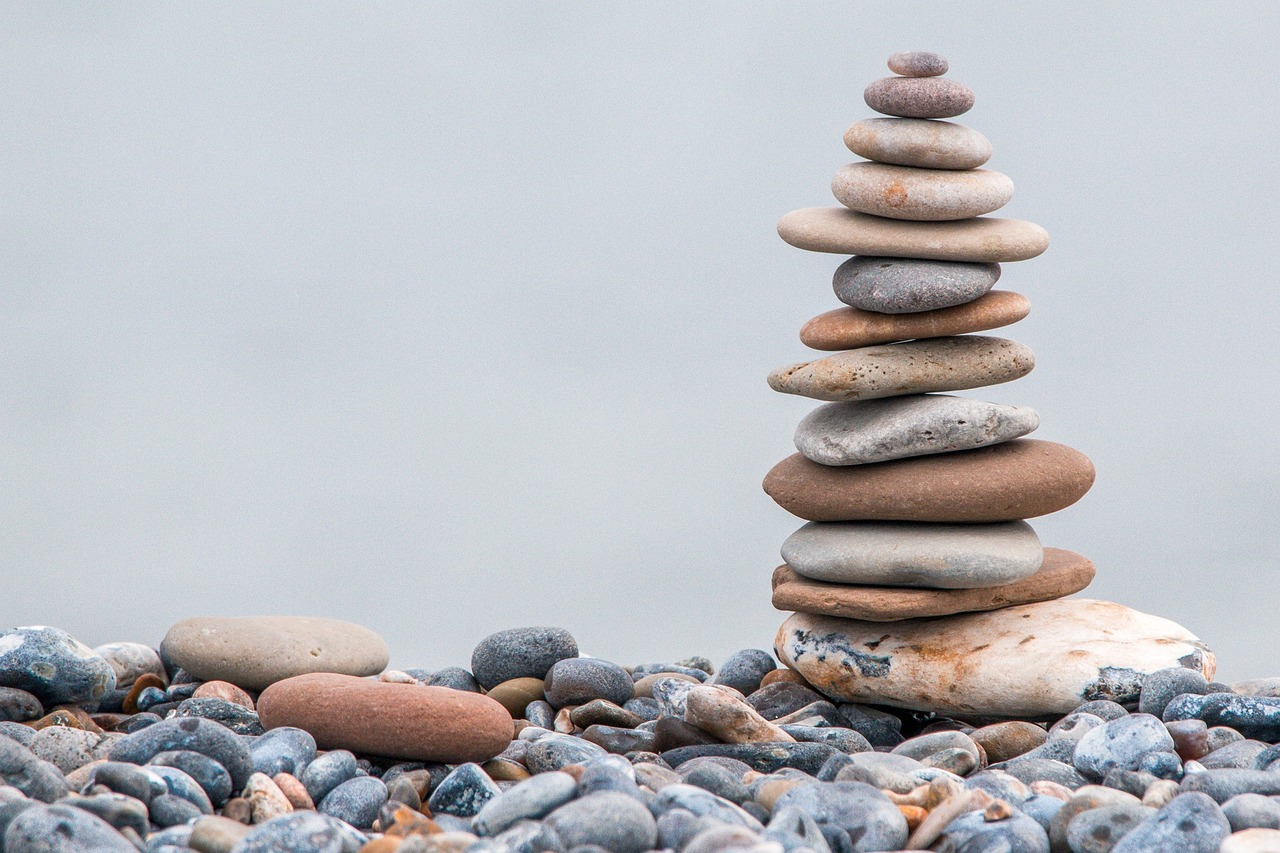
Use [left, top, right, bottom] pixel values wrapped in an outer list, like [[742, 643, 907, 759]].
[[763, 439, 1095, 522], [865, 76, 975, 118], [832, 163, 1014, 221], [887, 51, 948, 78], [795, 395, 1040, 465], [844, 118, 991, 170], [768, 336, 1034, 402], [775, 599, 1216, 718], [781, 519, 1044, 588], [162, 616, 389, 692], [257, 673, 513, 763], [778, 208, 1049, 262], [833, 256, 1001, 314], [770, 548, 1095, 621], [800, 291, 1031, 351]]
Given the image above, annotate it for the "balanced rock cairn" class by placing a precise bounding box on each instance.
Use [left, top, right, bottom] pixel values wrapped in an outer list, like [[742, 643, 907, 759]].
[[765, 51, 1215, 719]]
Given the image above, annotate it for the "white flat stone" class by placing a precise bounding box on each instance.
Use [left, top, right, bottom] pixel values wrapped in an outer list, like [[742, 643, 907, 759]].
[[775, 601, 1216, 718]]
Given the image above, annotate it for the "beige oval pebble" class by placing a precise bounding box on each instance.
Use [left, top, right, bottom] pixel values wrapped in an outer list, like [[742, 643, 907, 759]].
[[887, 51, 948, 77], [683, 686, 794, 744], [865, 76, 975, 119], [832, 163, 1013, 221], [800, 291, 1031, 351], [768, 336, 1033, 402], [775, 600, 1216, 718], [845, 118, 991, 170], [778, 208, 1049, 262]]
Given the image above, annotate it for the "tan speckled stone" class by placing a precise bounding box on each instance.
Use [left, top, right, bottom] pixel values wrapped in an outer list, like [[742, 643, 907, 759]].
[[845, 118, 991, 170], [887, 51, 948, 78], [832, 163, 1013, 221], [778, 207, 1048, 262], [865, 76, 975, 118], [799, 291, 1031, 351]]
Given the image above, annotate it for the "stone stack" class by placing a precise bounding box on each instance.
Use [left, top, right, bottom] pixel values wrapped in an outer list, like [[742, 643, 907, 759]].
[[765, 52, 1215, 719]]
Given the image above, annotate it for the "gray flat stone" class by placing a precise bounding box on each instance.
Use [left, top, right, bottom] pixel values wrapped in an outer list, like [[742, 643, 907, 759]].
[[794, 394, 1039, 465], [833, 256, 1001, 314], [832, 163, 1013, 221], [781, 520, 1043, 588]]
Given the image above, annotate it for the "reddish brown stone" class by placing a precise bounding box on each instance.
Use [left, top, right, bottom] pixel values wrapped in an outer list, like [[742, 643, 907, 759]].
[[799, 291, 1031, 351], [770, 548, 1095, 621], [763, 440, 1095, 523], [257, 673, 513, 763], [123, 673, 166, 715], [272, 772, 314, 810], [194, 681, 255, 710]]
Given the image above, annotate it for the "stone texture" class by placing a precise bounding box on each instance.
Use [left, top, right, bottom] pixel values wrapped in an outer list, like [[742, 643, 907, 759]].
[[794, 394, 1039, 465], [764, 439, 1095, 523], [683, 686, 795, 744], [865, 76, 975, 118], [780, 519, 1043, 588], [770, 547, 1093, 621], [768, 336, 1034, 402], [162, 616, 389, 691], [257, 673, 512, 763], [92, 643, 165, 689], [470, 627, 578, 690], [844, 117, 990, 169], [832, 163, 1014, 221], [775, 600, 1216, 718], [832, 256, 1001, 314], [887, 51, 948, 77], [801, 290, 1030, 351], [0, 626, 116, 707], [778, 207, 1049, 262]]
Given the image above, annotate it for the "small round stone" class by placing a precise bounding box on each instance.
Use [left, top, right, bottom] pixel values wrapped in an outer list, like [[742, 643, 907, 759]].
[[298, 749, 358, 804], [887, 51, 948, 77], [248, 726, 316, 778], [471, 627, 579, 690], [833, 256, 1001, 314], [229, 811, 367, 852], [544, 790, 659, 853], [544, 658, 633, 709], [149, 750, 234, 808], [427, 762, 501, 817], [92, 643, 166, 689], [473, 770, 578, 836], [865, 76, 975, 119], [0, 687, 42, 723], [845, 117, 991, 170], [0, 733, 70, 802], [4, 803, 137, 853], [317, 775, 387, 829], [832, 163, 1014, 221], [1074, 714, 1177, 781], [710, 651, 776, 695]]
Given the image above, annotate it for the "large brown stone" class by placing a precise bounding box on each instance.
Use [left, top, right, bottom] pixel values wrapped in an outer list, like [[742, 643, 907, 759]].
[[770, 547, 1095, 621], [762, 439, 1095, 522], [799, 291, 1031, 351], [257, 673, 513, 763], [778, 207, 1048, 262]]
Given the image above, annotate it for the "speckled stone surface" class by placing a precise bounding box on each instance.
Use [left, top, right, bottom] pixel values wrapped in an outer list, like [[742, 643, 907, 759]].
[[778, 207, 1049, 261], [887, 51, 949, 77], [864, 76, 975, 118], [832, 256, 1001, 314], [845, 117, 991, 170], [799, 291, 1031, 351], [832, 163, 1013, 221]]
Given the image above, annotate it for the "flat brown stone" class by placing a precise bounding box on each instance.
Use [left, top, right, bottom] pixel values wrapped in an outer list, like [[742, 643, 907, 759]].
[[257, 673, 513, 763], [778, 207, 1048, 262], [799, 291, 1031, 351], [770, 547, 1095, 621], [763, 439, 1095, 522]]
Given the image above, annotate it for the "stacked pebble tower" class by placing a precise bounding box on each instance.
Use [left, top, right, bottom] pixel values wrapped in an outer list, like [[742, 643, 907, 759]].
[[764, 52, 1215, 719]]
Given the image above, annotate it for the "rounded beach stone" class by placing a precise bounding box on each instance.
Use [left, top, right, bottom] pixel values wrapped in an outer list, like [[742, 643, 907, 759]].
[[473, 770, 578, 836], [768, 336, 1035, 403], [865, 75, 975, 118], [781, 519, 1042, 588], [887, 51, 948, 77], [1223, 828, 1280, 853], [832, 256, 1001, 314], [973, 721, 1048, 764], [0, 626, 116, 707], [149, 750, 234, 807], [832, 163, 1014, 221], [775, 781, 907, 848], [794, 394, 1039, 465], [801, 290, 1030, 351], [770, 548, 1094, 621], [4, 803, 138, 853], [764, 439, 1095, 523], [544, 658, 633, 709], [317, 775, 387, 828], [162, 616, 388, 692], [0, 687, 41, 723], [228, 811, 366, 853], [710, 650, 777, 695], [845, 117, 990, 169], [0, 732, 70, 802], [778, 207, 1049, 262], [471, 627, 578, 690], [775, 600, 1216, 718], [109, 717, 253, 791], [544, 790, 658, 853], [1111, 791, 1229, 852], [92, 642, 166, 689], [1074, 714, 1176, 780], [257, 673, 512, 763]]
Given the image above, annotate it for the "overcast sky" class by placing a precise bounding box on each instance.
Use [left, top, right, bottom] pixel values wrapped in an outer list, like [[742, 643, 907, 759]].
[[2, 3, 1278, 682]]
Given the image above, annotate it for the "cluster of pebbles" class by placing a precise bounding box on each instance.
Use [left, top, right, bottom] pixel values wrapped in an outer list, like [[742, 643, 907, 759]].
[[764, 52, 1215, 721], [3, 616, 1280, 853]]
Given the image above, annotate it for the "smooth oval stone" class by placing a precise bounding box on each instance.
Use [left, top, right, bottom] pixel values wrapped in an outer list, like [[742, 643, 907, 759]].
[[0, 734, 69, 802], [109, 717, 253, 791], [249, 727, 316, 777], [775, 781, 908, 849], [162, 616, 389, 692], [298, 750, 357, 804], [426, 762, 499, 817], [865, 75, 975, 118], [544, 790, 658, 853], [1163, 695, 1280, 741], [801, 290, 1030, 351], [0, 688, 41, 723], [318, 775, 386, 829], [775, 600, 1216, 718], [710, 650, 777, 695], [768, 336, 1035, 403], [845, 117, 990, 169], [257, 673, 512, 763], [92, 643, 165, 689], [228, 811, 366, 853], [474, 771, 578, 837], [833, 163, 1014, 221], [771, 548, 1093, 622], [471, 626, 578, 690], [0, 626, 116, 707], [973, 722, 1049, 764], [544, 658, 633, 709], [778, 207, 1049, 262], [1074, 714, 1176, 781], [149, 750, 234, 807], [795, 395, 1039, 465], [781, 519, 1042, 588], [1111, 791, 1229, 852], [833, 256, 1001, 313], [764, 440, 1095, 523], [4, 803, 138, 853], [887, 51, 948, 77], [1223, 828, 1280, 853]]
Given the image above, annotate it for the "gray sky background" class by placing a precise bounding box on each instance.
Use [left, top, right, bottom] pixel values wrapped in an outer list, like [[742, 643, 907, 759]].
[[2, 3, 1278, 682]]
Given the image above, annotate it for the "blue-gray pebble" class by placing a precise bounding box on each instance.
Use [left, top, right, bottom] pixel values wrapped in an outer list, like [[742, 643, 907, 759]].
[[300, 749, 358, 803], [0, 626, 116, 707], [149, 792, 204, 827], [149, 750, 233, 807], [471, 626, 579, 690], [61, 792, 148, 836], [474, 770, 578, 836], [172, 697, 264, 736], [422, 666, 482, 693], [1222, 792, 1280, 832], [318, 775, 387, 829], [1065, 803, 1154, 853], [148, 764, 214, 813], [709, 650, 776, 695], [934, 808, 1048, 853], [774, 781, 908, 850], [544, 658, 633, 708], [1138, 667, 1211, 717], [0, 687, 42, 723], [544, 791, 658, 853], [525, 734, 608, 773], [1073, 714, 1175, 781], [1110, 792, 1229, 852], [110, 717, 252, 790], [832, 256, 1001, 314], [1164, 693, 1280, 740], [228, 811, 366, 853], [426, 762, 500, 817], [1181, 768, 1280, 801], [0, 735, 69, 802], [249, 726, 316, 777], [3, 803, 137, 853]]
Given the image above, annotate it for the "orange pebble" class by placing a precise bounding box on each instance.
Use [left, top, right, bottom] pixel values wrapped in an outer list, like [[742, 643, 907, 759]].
[[123, 673, 166, 714], [899, 804, 928, 831], [194, 681, 255, 710]]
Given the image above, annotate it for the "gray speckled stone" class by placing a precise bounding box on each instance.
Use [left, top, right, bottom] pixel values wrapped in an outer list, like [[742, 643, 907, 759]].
[[3, 803, 138, 853], [426, 762, 500, 817], [833, 256, 1001, 314], [888, 51, 948, 77], [775, 781, 908, 850], [317, 775, 387, 829], [299, 750, 358, 804], [795, 395, 1038, 467], [933, 808, 1049, 853], [0, 735, 68, 802], [832, 163, 1014, 222], [474, 770, 578, 836], [149, 750, 234, 807], [864, 76, 975, 119], [1074, 714, 1176, 781], [228, 811, 365, 853], [471, 627, 578, 691], [781, 520, 1042, 588], [0, 627, 116, 707], [1222, 792, 1280, 832], [709, 650, 776, 695], [1111, 792, 1229, 852], [92, 642, 165, 688], [109, 717, 254, 791], [1164, 694, 1280, 741], [545, 658, 633, 709], [544, 791, 658, 853], [249, 727, 316, 777], [1066, 802, 1155, 853], [0, 688, 41, 724]]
